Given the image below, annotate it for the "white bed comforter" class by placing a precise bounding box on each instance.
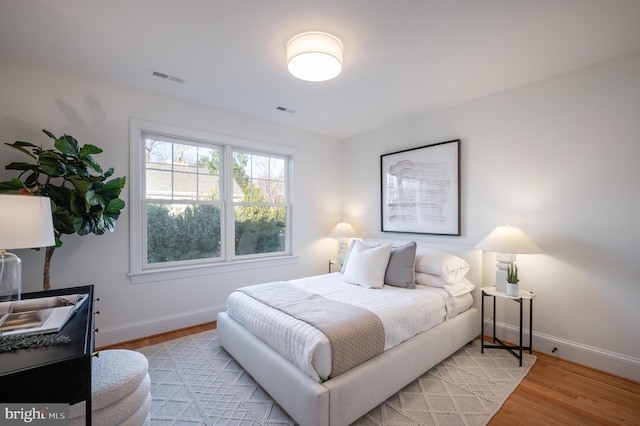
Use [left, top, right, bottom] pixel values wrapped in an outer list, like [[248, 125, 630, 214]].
[[225, 272, 473, 382]]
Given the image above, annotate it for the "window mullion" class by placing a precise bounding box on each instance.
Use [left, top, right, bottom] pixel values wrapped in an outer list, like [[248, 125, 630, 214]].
[[224, 146, 235, 260]]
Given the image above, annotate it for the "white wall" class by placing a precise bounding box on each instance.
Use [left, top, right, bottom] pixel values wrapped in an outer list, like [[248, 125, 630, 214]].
[[0, 58, 343, 346], [3, 51, 639, 381], [343, 51, 640, 381]]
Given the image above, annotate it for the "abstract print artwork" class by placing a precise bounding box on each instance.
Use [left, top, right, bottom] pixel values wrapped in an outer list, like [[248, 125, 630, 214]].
[[381, 139, 460, 235]]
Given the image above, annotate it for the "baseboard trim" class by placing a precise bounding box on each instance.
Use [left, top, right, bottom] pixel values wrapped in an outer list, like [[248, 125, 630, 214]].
[[99, 312, 640, 382], [484, 319, 640, 382], [95, 304, 226, 347]]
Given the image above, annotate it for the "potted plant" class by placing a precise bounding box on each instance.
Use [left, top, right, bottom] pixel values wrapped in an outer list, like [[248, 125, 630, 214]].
[[0, 130, 126, 290], [506, 263, 519, 296]]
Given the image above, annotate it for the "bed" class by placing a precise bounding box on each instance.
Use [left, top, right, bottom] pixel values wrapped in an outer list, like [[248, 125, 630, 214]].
[[217, 240, 481, 426]]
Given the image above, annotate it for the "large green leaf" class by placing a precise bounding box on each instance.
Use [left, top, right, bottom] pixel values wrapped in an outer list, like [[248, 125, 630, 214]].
[[73, 162, 90, 179], [5, 162, 36, 172], [103, 215, 117, 232], [68, 176, 90, 193], [5, 141, 40, 160], [54, 135, 80, 157], [79, 144, 103, 156], [0, 178, 26, 192], [70, 190, 88, 214], [65, 163, 79, 175], [105, 210, 122, 223], [42, 129, 56, 139], [81, 155, 103, 175], [73, 216, 91, 236], [88, 180, 103, 190], [45, 184, 72, 208], [23, 172, 39, 187], [105, 198, 125, 214], [40, 150, 65, 161], [38, 156, 67, 177], [86, 189, 106, 208], [102, 178, 125, 193], [53, 212, 75, 235], [94, 216, 107, 235]]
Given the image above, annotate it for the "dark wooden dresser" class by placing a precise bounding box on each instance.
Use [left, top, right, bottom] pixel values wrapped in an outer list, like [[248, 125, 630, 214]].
[[0, 285, 95, 424]]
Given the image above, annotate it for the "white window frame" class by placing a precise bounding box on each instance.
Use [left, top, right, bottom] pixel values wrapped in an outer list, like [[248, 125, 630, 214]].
[[227, 147, 291, 261], [142, 133, 225, 269], [129, 118, 297, 284]]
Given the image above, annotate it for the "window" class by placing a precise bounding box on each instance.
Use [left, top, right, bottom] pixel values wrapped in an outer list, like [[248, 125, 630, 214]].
[[232, 150, 288, 256], [129, 119, 294, 283], [144, 135, 223, 266]]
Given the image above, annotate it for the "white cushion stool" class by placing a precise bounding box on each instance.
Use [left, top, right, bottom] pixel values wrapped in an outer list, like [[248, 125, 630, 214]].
[[70, 349, 151, 426]]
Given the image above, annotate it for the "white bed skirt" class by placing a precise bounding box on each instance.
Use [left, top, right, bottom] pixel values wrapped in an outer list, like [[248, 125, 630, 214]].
[[217, 307, 479, 426]]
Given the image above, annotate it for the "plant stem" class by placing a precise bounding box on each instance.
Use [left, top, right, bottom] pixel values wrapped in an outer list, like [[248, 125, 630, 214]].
[[43, 246, 56, 290]]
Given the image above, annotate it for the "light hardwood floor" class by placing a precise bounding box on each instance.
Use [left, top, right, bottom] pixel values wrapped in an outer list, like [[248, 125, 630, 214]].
[[101, 323, 640, 425]]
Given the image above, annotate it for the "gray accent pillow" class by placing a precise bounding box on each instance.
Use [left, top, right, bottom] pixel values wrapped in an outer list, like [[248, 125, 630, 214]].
[[384, 242, 417, 288]]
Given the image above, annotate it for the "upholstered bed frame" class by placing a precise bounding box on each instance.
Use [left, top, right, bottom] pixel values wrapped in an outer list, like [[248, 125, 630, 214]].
[[217, 242, 481, 426]]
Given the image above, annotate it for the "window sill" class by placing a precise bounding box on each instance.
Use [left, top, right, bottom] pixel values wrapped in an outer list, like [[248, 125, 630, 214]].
[[129, 255, 299, 285]]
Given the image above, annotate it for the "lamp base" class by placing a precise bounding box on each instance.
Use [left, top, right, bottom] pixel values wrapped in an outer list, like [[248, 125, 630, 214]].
[[0, 251, 21, 301], [336, 238, 350, 263]]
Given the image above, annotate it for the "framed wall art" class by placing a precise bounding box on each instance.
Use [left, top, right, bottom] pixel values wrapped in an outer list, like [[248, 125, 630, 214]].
[[380, 139, 460, 235]]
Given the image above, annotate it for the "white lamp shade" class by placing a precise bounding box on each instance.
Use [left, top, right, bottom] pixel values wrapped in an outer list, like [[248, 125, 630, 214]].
[[329, 222, 358, 238], [475, 225, 542, 254], [0, 194, 55, 250], [287, 31, 343, 82]]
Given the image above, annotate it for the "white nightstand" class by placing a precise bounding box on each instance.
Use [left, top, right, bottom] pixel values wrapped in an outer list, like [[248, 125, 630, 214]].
[[481, 285, 535, 366]]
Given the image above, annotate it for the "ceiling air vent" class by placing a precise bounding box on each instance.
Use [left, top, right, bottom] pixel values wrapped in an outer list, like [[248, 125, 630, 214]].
[[152, 71, 169, 79], [275, 105, 297, 114], [152, 71, 186, 84]]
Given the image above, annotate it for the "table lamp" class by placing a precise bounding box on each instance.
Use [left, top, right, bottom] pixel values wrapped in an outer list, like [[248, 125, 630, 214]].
[[329, 221, 358, 263], [0, 194, 55, 301], [475, 225, 542, 293]]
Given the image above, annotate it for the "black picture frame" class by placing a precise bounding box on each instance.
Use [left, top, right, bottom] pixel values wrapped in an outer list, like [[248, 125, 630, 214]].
[[380, 139, 460, 235]]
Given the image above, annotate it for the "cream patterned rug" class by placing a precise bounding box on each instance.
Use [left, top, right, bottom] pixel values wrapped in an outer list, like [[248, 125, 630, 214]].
[[137, 330, 535, 425]]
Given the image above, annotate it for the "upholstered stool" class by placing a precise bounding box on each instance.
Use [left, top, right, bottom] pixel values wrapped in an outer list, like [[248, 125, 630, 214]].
[[70, 349, 151, 426]]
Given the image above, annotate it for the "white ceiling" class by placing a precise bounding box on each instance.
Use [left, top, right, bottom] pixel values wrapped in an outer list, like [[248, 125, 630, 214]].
[[2, 0, 640, 139]]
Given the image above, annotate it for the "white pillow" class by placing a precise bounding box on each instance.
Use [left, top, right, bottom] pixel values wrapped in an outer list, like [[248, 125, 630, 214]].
[[415, 273, 475, 296], [339, 239, 357, 273], [415, 272, 448, 288], [414, 248, 470, 284], [443, 278, 476, 297], [342, 241, 392, 289]]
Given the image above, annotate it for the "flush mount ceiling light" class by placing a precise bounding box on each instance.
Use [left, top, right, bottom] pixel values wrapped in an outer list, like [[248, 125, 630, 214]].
[[287, 31, 343, 82]]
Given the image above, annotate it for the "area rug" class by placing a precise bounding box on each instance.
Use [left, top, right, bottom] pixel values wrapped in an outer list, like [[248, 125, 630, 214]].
[[137, 330, 535, 425]]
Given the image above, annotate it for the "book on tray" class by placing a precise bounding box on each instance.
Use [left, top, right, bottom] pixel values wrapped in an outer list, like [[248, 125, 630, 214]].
[[0, 293, 88, 336]]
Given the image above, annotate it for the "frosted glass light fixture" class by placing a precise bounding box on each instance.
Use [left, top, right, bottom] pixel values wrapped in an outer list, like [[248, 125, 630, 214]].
[[475, 225, 542, 293], [329, 222, 358, 263], [287, 31, 343, 82], [0, 194, 55, 301]]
